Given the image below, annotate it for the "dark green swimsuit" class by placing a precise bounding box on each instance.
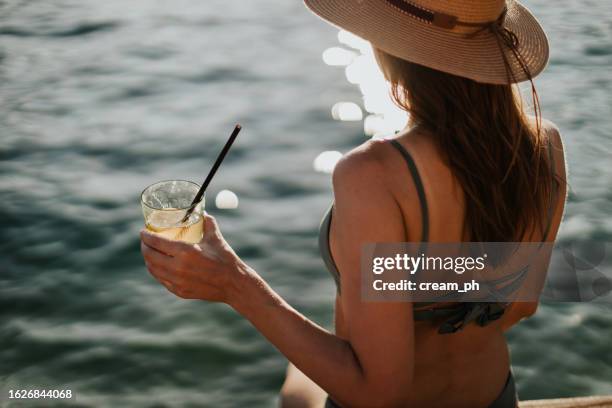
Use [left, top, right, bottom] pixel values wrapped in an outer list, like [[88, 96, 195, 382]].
[[319, 138, 556, 407]]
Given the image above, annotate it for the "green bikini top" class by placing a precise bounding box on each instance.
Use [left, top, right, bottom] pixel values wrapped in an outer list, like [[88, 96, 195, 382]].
[[318, 138, 556, 334]]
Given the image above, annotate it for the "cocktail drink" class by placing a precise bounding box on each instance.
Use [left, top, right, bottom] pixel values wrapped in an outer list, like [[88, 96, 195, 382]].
[[141, 180, 205, 244]]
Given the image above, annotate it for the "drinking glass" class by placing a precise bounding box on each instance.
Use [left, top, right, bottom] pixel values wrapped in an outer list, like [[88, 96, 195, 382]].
[[141, 180, 205, 243]]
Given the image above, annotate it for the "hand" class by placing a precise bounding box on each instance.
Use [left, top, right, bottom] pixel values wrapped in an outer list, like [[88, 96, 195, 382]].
[[140, 213, 249, 304]]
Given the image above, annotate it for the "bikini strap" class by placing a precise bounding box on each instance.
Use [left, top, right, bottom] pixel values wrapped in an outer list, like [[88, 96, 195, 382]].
[[389, 139, 430, 242]]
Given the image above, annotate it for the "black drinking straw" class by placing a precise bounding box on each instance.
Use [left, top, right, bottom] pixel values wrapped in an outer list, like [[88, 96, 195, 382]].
[[181, 124, 242, 222]]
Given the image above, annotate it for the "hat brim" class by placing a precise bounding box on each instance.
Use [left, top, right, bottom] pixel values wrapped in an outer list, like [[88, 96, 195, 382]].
[[304, 0, 549, 85]]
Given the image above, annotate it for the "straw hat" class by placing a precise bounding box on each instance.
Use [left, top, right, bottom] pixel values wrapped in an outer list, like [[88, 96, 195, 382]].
[[304, 0, 549, 85]]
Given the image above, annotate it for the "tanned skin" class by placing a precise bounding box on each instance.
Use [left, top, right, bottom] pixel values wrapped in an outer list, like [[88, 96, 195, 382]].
[[141, 120, 566, 407]]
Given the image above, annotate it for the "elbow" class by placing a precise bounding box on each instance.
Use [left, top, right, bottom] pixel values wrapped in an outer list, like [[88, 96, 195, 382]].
[[329, 341, 415, 407]]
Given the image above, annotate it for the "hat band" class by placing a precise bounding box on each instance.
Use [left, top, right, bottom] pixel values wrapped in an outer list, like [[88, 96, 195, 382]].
[[384, 0, 502, 30], [383, 0, 543, 138]]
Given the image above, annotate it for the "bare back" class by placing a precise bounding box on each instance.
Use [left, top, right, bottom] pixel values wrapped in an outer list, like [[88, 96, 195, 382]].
[[329, 120, 567, 407]]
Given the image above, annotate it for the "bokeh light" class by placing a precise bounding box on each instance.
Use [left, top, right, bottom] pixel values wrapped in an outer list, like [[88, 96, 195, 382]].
[[313, 151, 343, 174], [331, 102, 363, 121], [322, 46, 357, 66], [324, 30, 409, 138], [215, 189, 239, 209]]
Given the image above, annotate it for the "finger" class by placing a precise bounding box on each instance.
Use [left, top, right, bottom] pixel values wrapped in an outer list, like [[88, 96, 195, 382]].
[[141, 241, 176, 271], [157, 275, 191, 299], [173, 286, 193, 299], [161, 279, 184, 296], [147, 264, 188, 294], [140, 229, 184, 256], [160, 278, 174, 291], [145, 261, 176, 283]]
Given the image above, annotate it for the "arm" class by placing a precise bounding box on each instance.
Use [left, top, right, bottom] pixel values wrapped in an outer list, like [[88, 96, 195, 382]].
[[141, 143, 416, 407]]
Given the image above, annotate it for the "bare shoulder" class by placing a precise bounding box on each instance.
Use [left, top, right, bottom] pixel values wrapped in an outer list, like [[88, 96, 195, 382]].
[[331, 138, 392, 194], [330, 139, 408, 253], [332, 129, 438, 189], [526, 116, 567, 176], [529, 116, 565, 151], [539, 117, 567, 173], [540, 117, 560, 132]]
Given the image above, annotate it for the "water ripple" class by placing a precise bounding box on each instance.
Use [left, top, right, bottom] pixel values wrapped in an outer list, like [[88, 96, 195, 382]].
[[0, 21, 120, 38], [1, 0, 611, 405]]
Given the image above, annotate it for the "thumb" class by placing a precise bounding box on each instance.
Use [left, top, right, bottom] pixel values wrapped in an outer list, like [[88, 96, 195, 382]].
[[203, 213, 221, 238], [201, 212, 238, 258]]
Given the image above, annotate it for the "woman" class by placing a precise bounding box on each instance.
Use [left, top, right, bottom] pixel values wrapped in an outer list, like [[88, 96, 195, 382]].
[[140, 0, 567, 406]]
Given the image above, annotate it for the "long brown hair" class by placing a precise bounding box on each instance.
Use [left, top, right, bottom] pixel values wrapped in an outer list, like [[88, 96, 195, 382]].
[[374, 48, 555, 242]]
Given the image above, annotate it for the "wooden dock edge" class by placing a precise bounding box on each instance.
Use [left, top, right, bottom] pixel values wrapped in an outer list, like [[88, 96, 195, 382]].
[[520, 395, 612, 407]]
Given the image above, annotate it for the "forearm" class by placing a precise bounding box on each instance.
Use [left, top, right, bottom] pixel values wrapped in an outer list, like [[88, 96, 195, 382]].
[[229, 266, 371, 405]]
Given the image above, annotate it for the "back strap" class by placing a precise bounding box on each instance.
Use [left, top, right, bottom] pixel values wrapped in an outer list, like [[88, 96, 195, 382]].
[[414, 302, 507, 334], [389, 139, 430, 242]]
